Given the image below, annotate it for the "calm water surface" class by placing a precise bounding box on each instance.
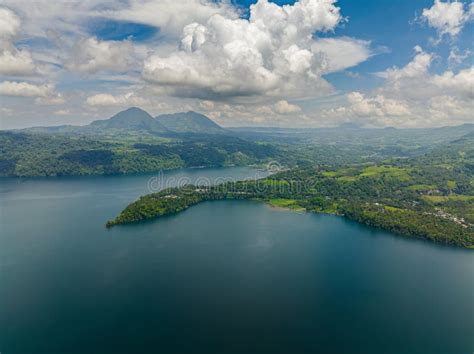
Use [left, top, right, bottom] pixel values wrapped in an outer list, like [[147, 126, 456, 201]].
[[0, 167, 473, 354]]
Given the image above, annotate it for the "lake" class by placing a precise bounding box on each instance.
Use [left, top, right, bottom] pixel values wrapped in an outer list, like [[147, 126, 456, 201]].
[[1, 167, 473, 354]]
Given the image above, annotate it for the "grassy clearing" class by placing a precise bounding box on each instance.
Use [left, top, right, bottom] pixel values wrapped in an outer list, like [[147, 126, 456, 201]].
[[407, 184, 437, 191], [322, 167, 359, 178], [321, 171, 337, 177], [360, 166, 411, 181], [384, 205, 405, 212], [422, 195, 474, 203], [323, 165, 413, 183], [267, 198, 297, 207], [266, 198, 305, 211]]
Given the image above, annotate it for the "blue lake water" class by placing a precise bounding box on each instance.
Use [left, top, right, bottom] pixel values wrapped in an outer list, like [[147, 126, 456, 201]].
[[1, 167, 473, 354]]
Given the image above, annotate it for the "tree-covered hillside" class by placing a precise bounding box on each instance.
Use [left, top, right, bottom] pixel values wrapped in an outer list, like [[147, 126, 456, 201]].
[[0, 131, 278, 177]]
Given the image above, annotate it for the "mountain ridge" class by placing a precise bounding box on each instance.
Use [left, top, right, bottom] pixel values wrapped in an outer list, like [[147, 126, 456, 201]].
[[14, 107, 226, 136], [155, 111, 226, 134], [89, 107, 169, 133]]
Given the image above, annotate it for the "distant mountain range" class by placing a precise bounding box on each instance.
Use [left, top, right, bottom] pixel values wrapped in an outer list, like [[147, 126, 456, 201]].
[[13, 107, 474, 144], [18, 107, 227, 136]]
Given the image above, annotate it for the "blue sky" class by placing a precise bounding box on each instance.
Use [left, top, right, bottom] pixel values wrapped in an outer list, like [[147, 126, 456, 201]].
[[0, 0, 472, 129]]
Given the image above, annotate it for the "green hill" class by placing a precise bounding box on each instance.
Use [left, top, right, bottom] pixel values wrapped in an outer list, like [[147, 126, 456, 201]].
[[155, 111, 225, 134], [89, 107, 169, 133]]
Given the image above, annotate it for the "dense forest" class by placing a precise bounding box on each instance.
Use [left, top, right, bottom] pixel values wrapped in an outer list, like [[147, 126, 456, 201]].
[[3, 123, 474, 177], [0, 131, 278, 176]]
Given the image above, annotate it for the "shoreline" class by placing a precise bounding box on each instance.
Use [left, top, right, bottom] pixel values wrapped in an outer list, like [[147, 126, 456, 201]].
[[106, 196, 473, 249]]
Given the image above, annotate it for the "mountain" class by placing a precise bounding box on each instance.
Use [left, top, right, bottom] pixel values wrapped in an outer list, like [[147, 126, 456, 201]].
[[89, 107, 168, 133], [17, 108, 224, 135], [155, 111, 226, 134]]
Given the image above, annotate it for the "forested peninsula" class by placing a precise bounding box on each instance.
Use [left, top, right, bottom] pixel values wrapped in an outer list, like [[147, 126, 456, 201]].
[[107, 155, 474, 247]]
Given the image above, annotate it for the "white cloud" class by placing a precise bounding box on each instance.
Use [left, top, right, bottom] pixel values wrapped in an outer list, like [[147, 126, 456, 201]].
[[99, 0, 240, 38], [311, 37, 373, 73], [347, 92, 410, 118], [36, 93, 65, 105], [0, 0, 237, 41], [274, 100, 301, 114], [204, 101, 309, 127], [0, 6, 37, 76], [323, 46, 474, 127], [0, 81, 64, 104], [0, 1, 108, 38], [372, 47, 437, 101], [448, 47, 471, 67], [0, 47, 35, 76], [143, 0, 355, 100], [0, 2, 143, 79], [427, 95, 473, 125], [377, 47, 473, 99], [0, 7, 20, 40], [0, 81, 54, 97], [86, 92, 150, 107], [199, 100, 215, 110], [379, 46, 432, 81], [66, 37, 134, 73], [432, 66, 474, 98], [421, 0, 473, 40]]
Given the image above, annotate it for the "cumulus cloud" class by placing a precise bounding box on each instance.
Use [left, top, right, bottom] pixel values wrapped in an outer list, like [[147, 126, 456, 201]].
[[0, 81, 64, 105], [432, 66, 474, 98], [378, 46, 432, 81], [142, 0, 363, 100], [66, 37, 134, 73], [347, 92, 410, 117], [0, 81, 54, 97], [421, 0, 473, 40], [0, 47, 36, 76], [274, 100, 302, 114], [323, 46, 474, 127], [86, 92, 150, 107], [323, 91, 412, 126], [428, 95, 473, 123], [377, 46, 473, 99], [0, 7, 37, 76]]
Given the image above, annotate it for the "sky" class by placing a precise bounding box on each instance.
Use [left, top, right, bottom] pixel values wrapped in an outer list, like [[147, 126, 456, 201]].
[[0, 0, 472, 129]]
